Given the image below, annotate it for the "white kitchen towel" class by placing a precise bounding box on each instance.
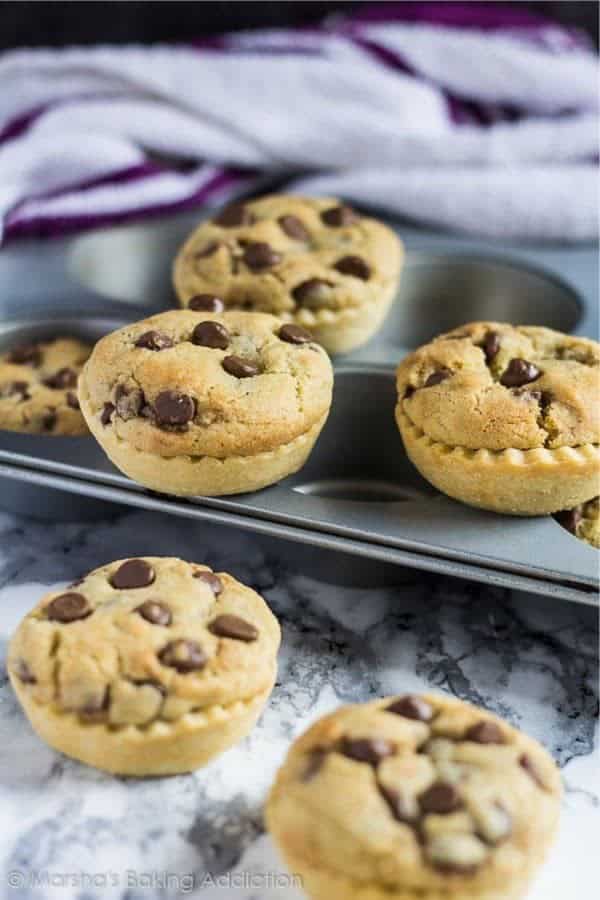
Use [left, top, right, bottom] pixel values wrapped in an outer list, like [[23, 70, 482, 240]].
[[0, 3, 597, 242]]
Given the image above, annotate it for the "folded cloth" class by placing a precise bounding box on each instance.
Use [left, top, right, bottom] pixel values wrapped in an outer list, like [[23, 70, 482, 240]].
[[0, 2, 597, 243]]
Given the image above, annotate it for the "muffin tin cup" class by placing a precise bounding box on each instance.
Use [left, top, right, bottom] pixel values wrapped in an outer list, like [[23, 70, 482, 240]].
[[0, 213, 598, 603]]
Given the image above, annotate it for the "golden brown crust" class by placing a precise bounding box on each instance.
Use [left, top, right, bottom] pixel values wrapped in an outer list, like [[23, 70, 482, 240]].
[[0, 336, 91, 435], [8, 557, 281, 775], [396, 323, 599, 452], [172, 194, 403, 355], [266, 695, 561, 900], [80, 309, 333, 459]]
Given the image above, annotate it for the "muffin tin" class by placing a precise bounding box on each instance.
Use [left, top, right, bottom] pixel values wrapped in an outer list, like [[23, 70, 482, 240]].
[[0, 211, 598, 604]]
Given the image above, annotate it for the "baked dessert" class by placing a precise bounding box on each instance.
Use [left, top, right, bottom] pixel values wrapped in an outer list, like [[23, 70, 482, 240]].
[[554, 495, 599, 548], [8, 556, 281, 775], [266, 693, 561, 900], [0, 336, 91, 435], [395, 322, 600, 515], [172, 194, 403, 355], [79, 310, 333, 496]]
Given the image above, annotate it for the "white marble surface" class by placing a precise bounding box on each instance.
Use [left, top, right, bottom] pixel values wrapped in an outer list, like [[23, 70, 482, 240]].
[[0, 507, 597, 900]]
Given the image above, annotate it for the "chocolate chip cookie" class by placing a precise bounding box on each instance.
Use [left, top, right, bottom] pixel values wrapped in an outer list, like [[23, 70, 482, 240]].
[[554, 495, 599, 548], [8, 556, 281, 775], [396, 322, 600, 515], [266, 694, 561, 900], [0, 336, 91, 435], [172, 194, 403, 355], [79, 310, 333, 496]]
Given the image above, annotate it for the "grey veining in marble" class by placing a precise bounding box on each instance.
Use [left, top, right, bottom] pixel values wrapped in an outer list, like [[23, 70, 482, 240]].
[[0, 508, 597, 900]]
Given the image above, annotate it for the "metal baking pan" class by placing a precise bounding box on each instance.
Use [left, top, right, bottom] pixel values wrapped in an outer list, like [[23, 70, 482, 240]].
[[0, 212, 598, 605]]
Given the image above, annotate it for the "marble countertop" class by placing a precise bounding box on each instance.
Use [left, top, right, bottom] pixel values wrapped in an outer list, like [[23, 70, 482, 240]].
[[0, 506, 597, 900]]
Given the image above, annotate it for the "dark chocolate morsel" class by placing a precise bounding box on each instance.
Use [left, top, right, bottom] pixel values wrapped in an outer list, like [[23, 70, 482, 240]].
[[424, 369, 452, 388], [340, 737, 395, 767], [135, 331, 174, 351], [500, 358, 541, 388], [135, 600, 172, 626], [46, 592, 92, 623], [321, 205, 358, 227], [8, 343, 41, 366], [386, 695, 434, 722], [243, 242, 281, 270], [191, 321, 230, 350], [482, 331, 501, 363], [43, 367, 78, 389], [464, 720, 506, 745], [188, 294, 225, 313], [158, 639, 207, 673], [66, 391, 80, 409], [292, 278, 332, 307], [334, 255, 371, 280], [419, 782, 463, 814], [222, 355, 260, 378], [278, 214, 309, 241], [193, 571, 223, 595], [153, 391, 196, 427], [100, 402, 115, 425], [110, 559, 156, 589], [208, 614, 258, 642], [278, 324, 313, 345]]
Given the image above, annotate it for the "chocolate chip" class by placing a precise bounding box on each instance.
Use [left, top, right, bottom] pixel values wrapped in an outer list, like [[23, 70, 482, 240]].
[[135, 331, 174, 351], [208, 614, 258, 642], [100, 402, 115, 426], [14, 659, 36, 684], [403, 385, 416, 400], [340, 737, 395, 767], [292, 278, 332, 308], [193, 571, 223, 595], [136, 600, 172, 626], [243, 242, 281, 270], [302, 748, 327, 782], [41, 409, 57, 431], [0, 380, 30, 400], [519, 753, 546, 788], [334, 255, 371, 280], [222, 355, 260, 378], [79, 686, 110, 722], [379, 785, 418, 823], [66, 391, 80, 410], [213, 203, 254, 227], [8, 343, 41, 366], [278, 324, 313, 345], [386, 695, 434, 722], [419, 782, 463, 814], [193, 241, 220, 259], [46, 592, 92, 623], [500, 358, 541, 388], [42, 367, 77, 389], [278, 215, 309, 241], [192, 321, 230, 350], [554, 507, 582, 534], [424, 369, 452, 388], [321, 205, 358, 227], [110, 559, 156, 589], [464, 720, 506, 744], [158, 639, 207, 673], [188, 294, 225, 312], [482, 331, 501, 363], [154, 391, 196, 427], [115, 385, 145, 421]]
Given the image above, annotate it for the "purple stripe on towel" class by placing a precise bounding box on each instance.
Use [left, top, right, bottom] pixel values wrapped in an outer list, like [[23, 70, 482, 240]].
[[4, 168, 256, 240]]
